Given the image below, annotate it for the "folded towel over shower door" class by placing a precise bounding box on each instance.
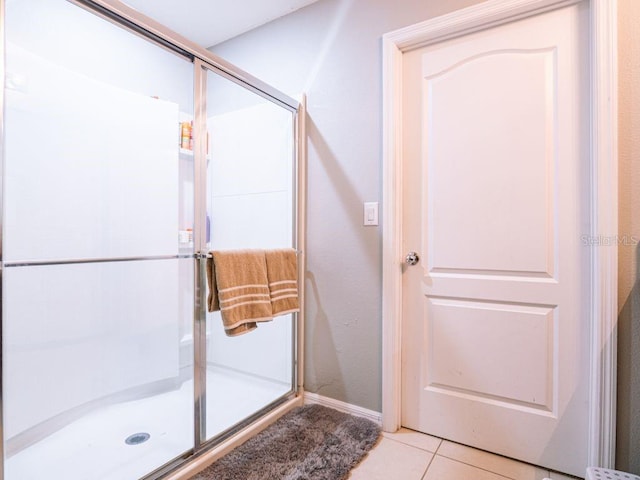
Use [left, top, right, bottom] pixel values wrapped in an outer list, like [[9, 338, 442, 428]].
[[265, 248, 300, 316], [206, 248, 300, 337], [206, 250, 273, 336]]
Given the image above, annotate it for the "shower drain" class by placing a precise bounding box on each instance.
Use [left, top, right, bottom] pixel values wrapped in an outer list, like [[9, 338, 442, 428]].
[[125, 432, 151, 445]]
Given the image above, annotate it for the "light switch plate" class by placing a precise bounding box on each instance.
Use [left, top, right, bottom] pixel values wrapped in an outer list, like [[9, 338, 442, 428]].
[[364, 202, 379, 226]]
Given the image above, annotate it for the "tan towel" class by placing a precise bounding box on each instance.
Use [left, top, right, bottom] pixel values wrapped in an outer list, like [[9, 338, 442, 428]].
[[206, 255, 219, 312], [209, 250, 273, 336], [265, 248, 300, 316]]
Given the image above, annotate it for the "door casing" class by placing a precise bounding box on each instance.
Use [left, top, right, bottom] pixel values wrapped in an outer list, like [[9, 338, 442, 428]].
[[381, 0, 618, 468]]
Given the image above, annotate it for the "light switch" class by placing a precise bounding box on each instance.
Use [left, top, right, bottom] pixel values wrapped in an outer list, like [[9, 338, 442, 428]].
[[364, 202, 379, 226]]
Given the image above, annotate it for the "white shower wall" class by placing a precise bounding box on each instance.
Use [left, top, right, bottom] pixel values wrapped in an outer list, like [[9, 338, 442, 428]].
[[206, 103, 294, 385], [4, 45, 180, 262], [5, 0, 193, 112]]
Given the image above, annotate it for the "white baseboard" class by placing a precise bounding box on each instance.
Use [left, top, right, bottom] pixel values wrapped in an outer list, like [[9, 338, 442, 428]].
[[303, 392, 382, 426]]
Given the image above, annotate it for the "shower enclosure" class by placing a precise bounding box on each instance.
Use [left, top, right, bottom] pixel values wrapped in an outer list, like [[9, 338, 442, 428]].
[[0, 1, 304, 479]]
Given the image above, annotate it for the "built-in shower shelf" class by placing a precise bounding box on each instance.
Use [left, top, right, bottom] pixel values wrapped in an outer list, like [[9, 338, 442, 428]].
[[179, 148, 210, 160]]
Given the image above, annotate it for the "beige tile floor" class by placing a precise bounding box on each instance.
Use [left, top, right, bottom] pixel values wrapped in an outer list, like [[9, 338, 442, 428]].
[[349, 428, 582, 480]]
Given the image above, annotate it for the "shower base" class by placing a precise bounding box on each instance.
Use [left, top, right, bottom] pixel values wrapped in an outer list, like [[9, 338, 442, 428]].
[[5, 367, 290, 480]]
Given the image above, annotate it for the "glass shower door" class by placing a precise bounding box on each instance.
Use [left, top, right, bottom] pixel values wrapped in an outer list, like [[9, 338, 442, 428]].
[[198, 66, 297, 443], [2, 1, 195, 479]]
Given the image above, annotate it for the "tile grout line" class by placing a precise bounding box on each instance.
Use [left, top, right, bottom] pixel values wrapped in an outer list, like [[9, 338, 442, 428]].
[[437, 440, 553, 480], [419, 451, 438, 480], [433, 438, 444, 455], [381, 432, 442, 454], [420, 439, 443, 480], [434, 452, 526, 480], [396, 434, 554, 480]]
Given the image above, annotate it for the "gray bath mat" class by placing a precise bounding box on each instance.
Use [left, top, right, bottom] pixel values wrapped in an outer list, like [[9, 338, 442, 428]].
[[189, 404, 381, 480]]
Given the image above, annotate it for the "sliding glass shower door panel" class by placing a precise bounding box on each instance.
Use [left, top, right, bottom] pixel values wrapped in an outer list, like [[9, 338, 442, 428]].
[[3, 0, 302, 477], [3, 1, 195, 479], [4, 0, 194, 263], [201, 69, 296, 442], [3, 260, 193, 480]]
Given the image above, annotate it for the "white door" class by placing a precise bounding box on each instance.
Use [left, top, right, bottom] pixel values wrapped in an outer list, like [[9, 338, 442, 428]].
[[400, 3, 590, 476]]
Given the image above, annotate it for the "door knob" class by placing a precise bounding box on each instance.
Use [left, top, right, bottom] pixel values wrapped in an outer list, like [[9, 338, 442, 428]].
[[405, 252, 420, 266]]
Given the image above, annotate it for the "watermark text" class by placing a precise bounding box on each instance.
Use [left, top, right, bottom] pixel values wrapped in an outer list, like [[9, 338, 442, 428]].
[[581, 234, 638, 246]]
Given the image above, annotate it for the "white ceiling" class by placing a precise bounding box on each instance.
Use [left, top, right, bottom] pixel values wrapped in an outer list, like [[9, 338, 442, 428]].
[[122, 0, 321, 48]]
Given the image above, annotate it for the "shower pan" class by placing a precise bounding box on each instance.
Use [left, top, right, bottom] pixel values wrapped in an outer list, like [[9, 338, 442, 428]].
[[0, 1, 305, 479]]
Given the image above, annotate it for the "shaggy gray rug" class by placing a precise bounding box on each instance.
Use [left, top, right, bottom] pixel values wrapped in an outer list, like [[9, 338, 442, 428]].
[[190, 404, 381, 480]]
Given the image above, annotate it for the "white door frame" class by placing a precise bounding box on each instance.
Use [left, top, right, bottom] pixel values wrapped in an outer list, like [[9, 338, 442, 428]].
[[381, 0, 618, 468]]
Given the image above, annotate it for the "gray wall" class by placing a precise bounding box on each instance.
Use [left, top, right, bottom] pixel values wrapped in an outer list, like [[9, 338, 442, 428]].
[[211, 0, 640, 472], [617, 0, 640, 474]]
